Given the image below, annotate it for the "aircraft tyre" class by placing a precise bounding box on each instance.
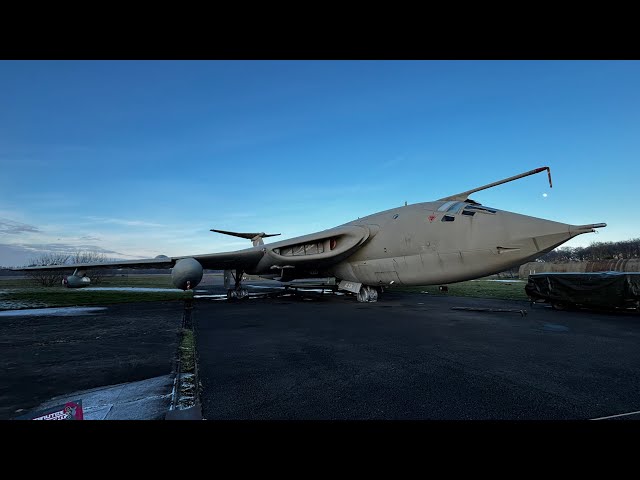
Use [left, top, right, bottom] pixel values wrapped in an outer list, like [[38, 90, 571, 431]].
[[357, 285, 378, 303], [227, 288, 249, 300], [368, 287, 378, 302], [356, 287, 367, 302]]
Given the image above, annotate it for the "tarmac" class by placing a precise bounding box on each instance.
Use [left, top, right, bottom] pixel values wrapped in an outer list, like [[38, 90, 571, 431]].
[[3, 276, 640, 420], [33, 374, 175, 420], [0, 300, 188, 420]]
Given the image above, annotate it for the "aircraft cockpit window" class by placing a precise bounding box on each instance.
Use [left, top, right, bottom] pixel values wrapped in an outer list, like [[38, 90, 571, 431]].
[[437, 201, 456, 212], [441, 215, 455, 222], [437, 201, 466, 213], [464, 204, 497, 214], [446, 202, 465, 214]]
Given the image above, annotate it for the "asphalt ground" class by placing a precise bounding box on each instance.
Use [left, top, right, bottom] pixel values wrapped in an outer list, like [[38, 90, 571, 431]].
[[3, 275, 640, 421], [194, 281, 640, 420], [0, 301, 183, 420]]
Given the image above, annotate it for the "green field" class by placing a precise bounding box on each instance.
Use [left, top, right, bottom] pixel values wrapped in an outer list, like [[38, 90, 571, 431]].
[[179, 328, 195, 372], [0, 275, 530, 310], [396, 279, 529, 301], [0, 274, 176, 289], [0, 275, 192, 310]]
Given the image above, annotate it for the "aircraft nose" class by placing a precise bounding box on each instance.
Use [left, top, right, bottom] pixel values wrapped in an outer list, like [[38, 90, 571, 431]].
[[501, 213, 606, 255], [569, 223, 607, 235]]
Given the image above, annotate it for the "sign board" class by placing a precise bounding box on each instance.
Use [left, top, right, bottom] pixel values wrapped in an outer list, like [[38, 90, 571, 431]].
[[15, 400, 83, 420]]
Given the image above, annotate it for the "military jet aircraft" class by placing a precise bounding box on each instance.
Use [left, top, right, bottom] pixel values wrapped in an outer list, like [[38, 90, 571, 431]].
[[16, 167, 606, 302]]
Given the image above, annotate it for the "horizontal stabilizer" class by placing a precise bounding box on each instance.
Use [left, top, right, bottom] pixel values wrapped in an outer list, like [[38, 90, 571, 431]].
[[211, 229, 281, 247]]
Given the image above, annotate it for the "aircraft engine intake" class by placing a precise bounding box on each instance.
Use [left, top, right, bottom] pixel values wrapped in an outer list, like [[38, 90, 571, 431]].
[[63, 275, 91, 288], [171, 258, 203, 290]]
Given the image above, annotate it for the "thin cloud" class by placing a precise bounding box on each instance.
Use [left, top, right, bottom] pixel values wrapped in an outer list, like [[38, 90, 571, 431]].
[[84, 216, 166, 228], [0, 243, 139, 268], [0, 218, 40, 235], [17, 243, 128, 256]]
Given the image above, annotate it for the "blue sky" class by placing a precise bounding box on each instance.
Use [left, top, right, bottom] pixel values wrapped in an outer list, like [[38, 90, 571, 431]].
[[1, 60, 638, 267]]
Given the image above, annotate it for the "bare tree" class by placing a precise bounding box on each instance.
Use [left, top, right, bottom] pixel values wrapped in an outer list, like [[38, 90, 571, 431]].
[[24, 253, 70, 286], [537, 246, 574, 263], [70, 249, 115, 285], [538, 237, 640, 263], [24, 249, 116, 286]]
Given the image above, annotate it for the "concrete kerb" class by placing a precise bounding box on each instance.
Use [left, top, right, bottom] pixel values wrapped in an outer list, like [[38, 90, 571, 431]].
[[166, 299, 203, 420]]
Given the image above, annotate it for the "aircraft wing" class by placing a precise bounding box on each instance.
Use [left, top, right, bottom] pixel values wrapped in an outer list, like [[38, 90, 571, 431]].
[[13, 248, 265, 272], [189, 248, 266, 270], [191, 224, 375, 271], [258, 224, 377, 269], [13, 224, 376, 273], [14, 257, 177, 272]]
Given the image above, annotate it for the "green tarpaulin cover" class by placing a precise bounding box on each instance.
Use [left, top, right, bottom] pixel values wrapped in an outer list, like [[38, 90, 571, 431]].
[[525, 272, 640, 310]]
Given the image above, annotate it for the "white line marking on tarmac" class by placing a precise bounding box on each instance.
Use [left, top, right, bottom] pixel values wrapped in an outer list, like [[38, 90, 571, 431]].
[[590, 410, 640, 420], [0, 306, 108, 317], [83, 287, 184, 292], [470, 279, 525, 283], [246, 285, 285, 289]]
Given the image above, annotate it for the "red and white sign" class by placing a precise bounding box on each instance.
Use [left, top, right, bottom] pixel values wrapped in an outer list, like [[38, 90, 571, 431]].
[[16, 400, 83, 420]]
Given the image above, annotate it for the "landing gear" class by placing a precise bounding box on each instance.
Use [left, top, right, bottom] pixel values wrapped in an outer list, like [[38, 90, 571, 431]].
[[226, 268, 249, 300], [227, 288, 249, 300], [356, 285, 378, 303]]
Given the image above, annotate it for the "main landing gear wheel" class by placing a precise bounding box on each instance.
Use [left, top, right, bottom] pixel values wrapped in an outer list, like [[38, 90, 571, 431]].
[[227, 268, 249, 300], [357, 285, 378, 303], [227, 287, 249, 300]]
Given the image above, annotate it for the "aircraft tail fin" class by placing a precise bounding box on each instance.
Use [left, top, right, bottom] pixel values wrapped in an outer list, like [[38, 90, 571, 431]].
[[211, 229, 281, 247]]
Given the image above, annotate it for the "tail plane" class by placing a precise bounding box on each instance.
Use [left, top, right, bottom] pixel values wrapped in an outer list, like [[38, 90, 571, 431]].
[[211, 229, 281, 247]]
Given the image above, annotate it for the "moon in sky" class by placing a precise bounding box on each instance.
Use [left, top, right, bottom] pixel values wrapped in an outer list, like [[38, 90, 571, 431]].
[[542, 193, 548, 198]]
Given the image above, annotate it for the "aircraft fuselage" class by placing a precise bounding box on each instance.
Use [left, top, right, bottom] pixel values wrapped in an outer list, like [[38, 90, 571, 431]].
[[254, 200, 601, 287]]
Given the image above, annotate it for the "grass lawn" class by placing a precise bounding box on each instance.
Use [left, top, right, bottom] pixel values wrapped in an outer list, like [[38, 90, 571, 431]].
[[0, 275, 192, 310], [396, 279, 529, 301], [0, 274, 530, 309]]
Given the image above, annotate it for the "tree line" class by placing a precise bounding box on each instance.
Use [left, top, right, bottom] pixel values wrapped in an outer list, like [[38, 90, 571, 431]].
[[538, 238, 640, 263], [24, 251, 114, 286]]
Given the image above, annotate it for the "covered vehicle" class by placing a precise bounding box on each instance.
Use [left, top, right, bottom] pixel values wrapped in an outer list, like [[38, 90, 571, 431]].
[[525, 271, 640, 311]]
